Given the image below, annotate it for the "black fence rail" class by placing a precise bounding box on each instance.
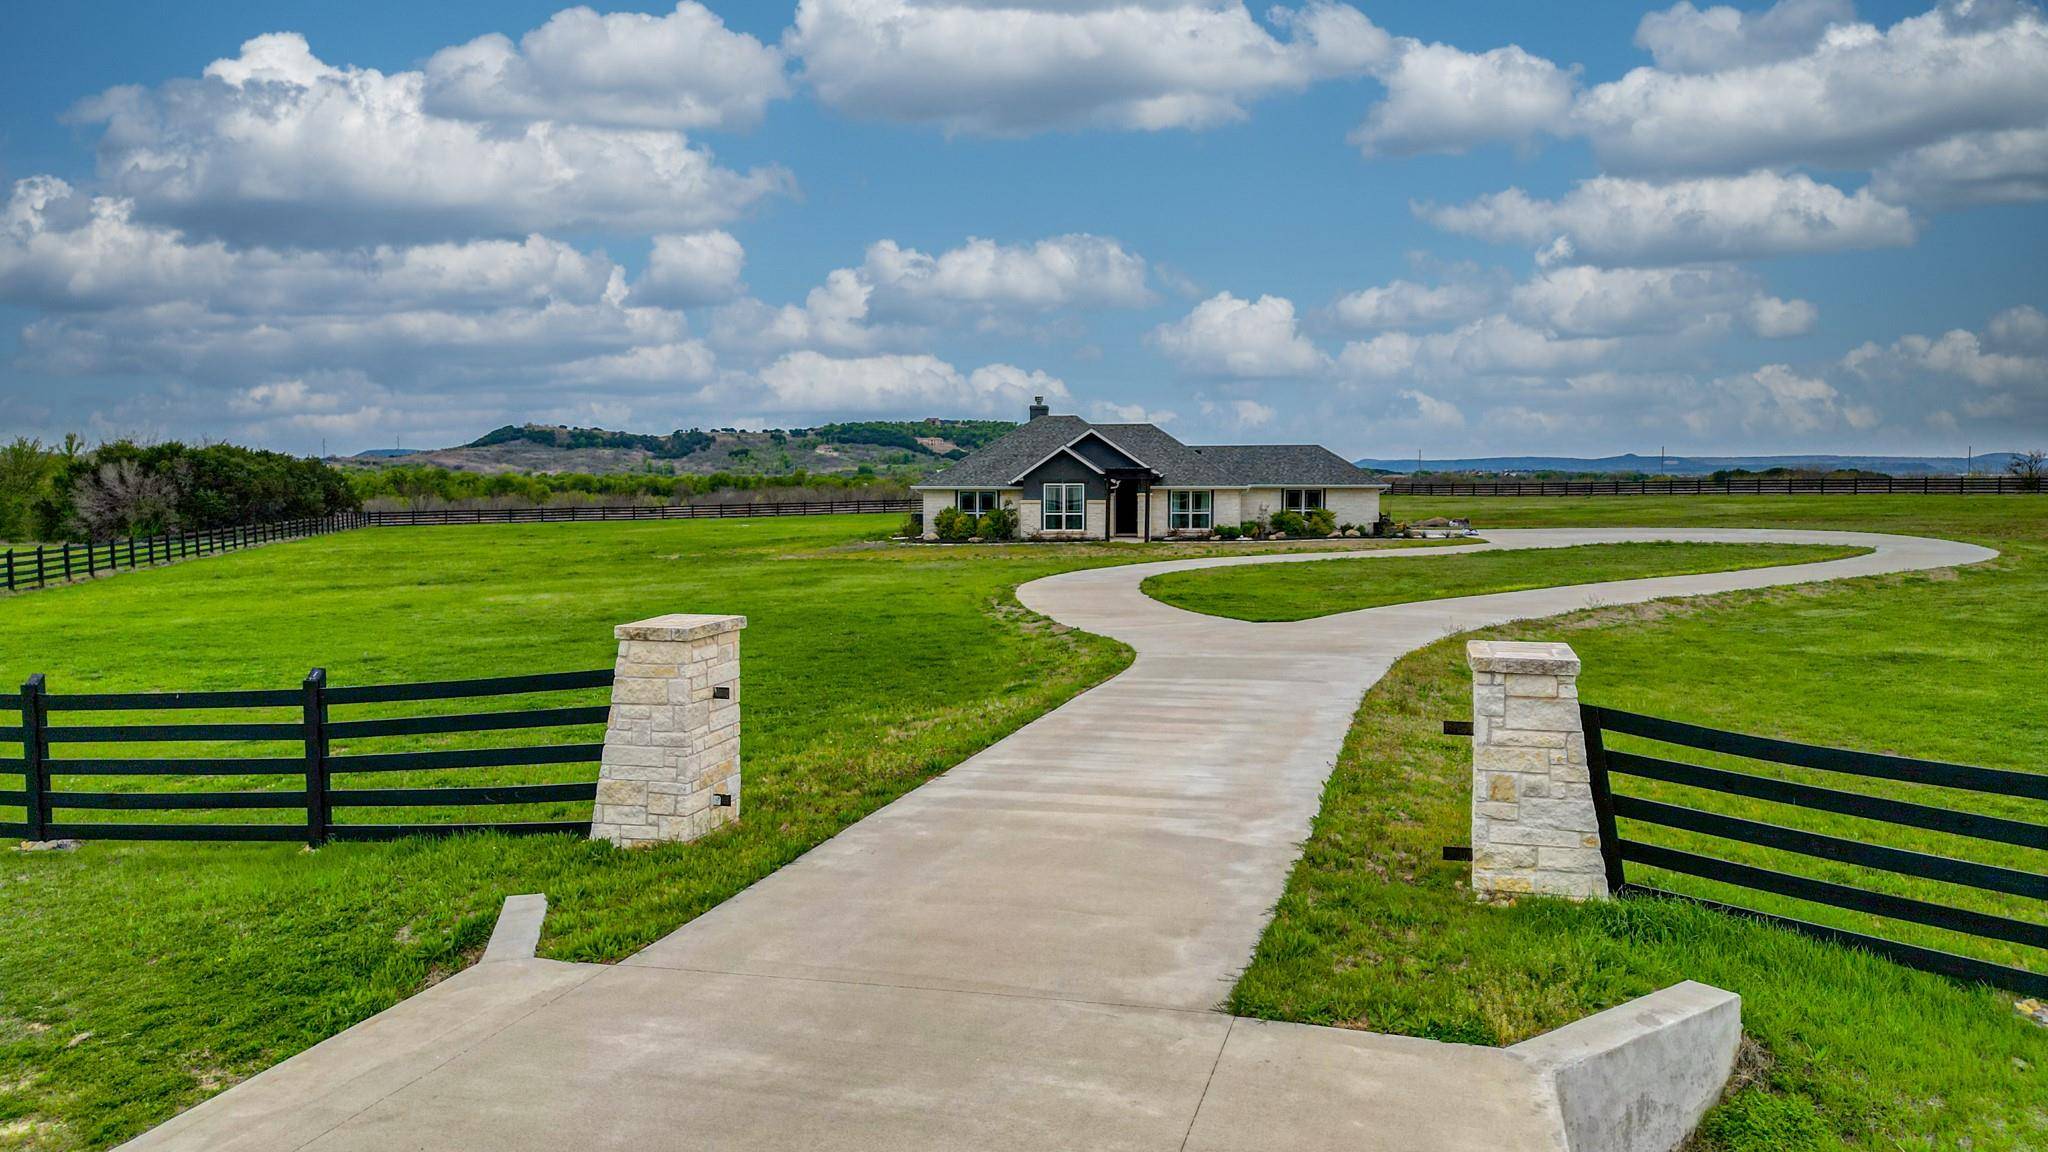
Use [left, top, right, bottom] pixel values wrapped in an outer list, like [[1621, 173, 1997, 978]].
[[1582, 704, 2048, 997], [1388, 476, 2041, 497], [0, 499, 917, 595], [3, 668, 613, 846]]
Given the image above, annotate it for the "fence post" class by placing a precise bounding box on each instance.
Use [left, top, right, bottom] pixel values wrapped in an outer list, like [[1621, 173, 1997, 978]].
[[302, 668, 329, 847], [592, 614, 745, 847], [1580, 705, 1627, 895], [35, 544, 45, 588], [1466, 640, 1607, 902], [20, 675, 49, 843], [4, 549, 12, 592], [62, 543, 73, 583]]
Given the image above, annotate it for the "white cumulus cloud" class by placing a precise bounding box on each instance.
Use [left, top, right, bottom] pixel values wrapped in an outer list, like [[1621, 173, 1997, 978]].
[[1508, 264, 1816, 338], [1329, 274, 1499, 329], [73, 32, 792, 245], [1418, 171, 1917, 265], [752, 350, 1067, 414], [785, 0, 1393, 135], [1633, 0, 1855, 73], [637, 231, 748, 307], [1577, 1, 2048, 175], [1871, 126, 2048, 206], [424, 2, 789, 131], [1352, 41, 1578, 156], [861, 234, 1152, 313], [1151, 291, 1330, 377]]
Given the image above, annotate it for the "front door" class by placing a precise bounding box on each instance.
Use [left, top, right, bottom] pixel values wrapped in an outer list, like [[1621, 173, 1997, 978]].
[[1112, 483, 1140, 537]]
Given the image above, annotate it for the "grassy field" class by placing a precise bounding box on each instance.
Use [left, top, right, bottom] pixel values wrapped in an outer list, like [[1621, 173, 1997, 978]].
[[3, 502, 2043, 1149], [1231, 495, 2048, 1152], [3, 517, 1405, 1149], [1141, 541, 1868, 621]]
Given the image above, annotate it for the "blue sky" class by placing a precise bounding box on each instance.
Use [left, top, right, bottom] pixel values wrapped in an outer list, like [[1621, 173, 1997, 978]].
[[1, 0, 2043, 459]]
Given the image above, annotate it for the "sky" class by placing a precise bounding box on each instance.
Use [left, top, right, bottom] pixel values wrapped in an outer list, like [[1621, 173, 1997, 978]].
[[1, 0, 2044, 460]]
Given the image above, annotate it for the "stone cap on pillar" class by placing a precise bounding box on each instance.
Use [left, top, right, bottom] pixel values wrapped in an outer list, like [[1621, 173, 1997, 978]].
[[1467, 639, 1579, 676], [615, 613, 748, 642]]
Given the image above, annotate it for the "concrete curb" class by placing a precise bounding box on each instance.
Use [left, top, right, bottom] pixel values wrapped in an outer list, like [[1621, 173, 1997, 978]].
[[480, 893, 547, 964], [1511, 981, 1742, 1152]]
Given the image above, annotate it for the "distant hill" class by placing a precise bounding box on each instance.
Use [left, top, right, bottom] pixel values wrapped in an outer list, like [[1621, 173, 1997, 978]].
[[335, 419, 1017, 478], [1355, 452, 2026, 477]]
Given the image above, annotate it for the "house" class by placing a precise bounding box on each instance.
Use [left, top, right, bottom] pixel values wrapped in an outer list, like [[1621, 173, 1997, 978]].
[[914, 398, 1390, 540]]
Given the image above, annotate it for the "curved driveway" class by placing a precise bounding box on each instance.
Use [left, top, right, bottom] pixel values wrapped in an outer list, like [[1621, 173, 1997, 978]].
[[124, 528, 1992, 1152]]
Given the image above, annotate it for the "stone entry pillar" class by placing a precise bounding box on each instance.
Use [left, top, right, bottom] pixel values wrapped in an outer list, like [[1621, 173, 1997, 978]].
[[1466, 640, 1608, 902], [590, 614, 745, 848]]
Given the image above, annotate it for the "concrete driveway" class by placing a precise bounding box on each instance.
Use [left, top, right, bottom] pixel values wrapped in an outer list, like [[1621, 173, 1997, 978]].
[[120, 528, 1993, 1151]]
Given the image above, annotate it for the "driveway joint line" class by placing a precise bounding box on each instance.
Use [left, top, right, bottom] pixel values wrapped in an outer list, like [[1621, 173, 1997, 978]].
[[1179, 1015, 1235, 1152]]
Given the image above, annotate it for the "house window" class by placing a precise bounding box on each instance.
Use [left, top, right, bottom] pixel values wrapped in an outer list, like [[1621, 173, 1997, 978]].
[[1169, 490, 1212, 531], [1283, 488, 1325, 513], [1043, 483, 1085, 531], [958, 490, 1001, 515]]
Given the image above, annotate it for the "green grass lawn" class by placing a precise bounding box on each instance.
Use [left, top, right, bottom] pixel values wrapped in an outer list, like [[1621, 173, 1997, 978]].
[[0, 517, 1425, 1150], [1141, 541, 1868, 621], [1232, 496, 2048, 1152], [5, 501, 2046, 1150]]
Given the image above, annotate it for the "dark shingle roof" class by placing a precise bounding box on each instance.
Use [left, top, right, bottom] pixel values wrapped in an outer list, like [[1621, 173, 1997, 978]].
[[920, 415, 1093, 487], [922, 417, 1383, 488], [1186, 443, 1381, 486]]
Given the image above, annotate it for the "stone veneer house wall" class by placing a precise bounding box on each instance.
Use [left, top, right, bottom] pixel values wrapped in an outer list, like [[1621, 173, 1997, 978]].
[[914, 398, 1389, 540]]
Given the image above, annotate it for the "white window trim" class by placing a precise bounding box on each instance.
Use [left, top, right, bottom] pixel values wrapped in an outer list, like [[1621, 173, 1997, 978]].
[[1283, 488, 1325, 512], [1042, 482, 1086, 531], [957, 489, 1001, 515], [1169, 489, 1212, 531]]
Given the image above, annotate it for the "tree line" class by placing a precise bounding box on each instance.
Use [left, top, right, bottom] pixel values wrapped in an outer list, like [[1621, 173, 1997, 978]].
[[0, 438, 920, 544], [0, 438, 358, 543], [347, 464, 906, 510]]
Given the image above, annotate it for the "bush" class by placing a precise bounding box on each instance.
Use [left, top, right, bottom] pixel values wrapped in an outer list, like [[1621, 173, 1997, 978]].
[[1216, 524, 1242, 541], [37, 440, 359, 542], [0, 437, 65, 542], [1304, 508, 1337, 537], [899, 512, 923, 538], [1239, 519, 1265, 540], [977, 505, 1018, 540], [1268, 509, 1307, 538], [932, 506, 977, 541]]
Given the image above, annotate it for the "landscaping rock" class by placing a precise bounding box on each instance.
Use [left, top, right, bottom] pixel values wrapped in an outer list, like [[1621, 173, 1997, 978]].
[[18, 839, 83, 852]]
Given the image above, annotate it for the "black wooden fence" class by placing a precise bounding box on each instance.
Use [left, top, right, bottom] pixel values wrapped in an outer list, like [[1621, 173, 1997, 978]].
[[1, 668, 613, 846], [1388, 475, 2042, 496], [0, 499, 917, 594], [2, 514, 369, 592], [1582, 705, 2048, 996]]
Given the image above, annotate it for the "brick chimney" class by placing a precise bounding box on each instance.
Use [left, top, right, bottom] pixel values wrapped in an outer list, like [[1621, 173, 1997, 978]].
[[1027, 395, 1050, 421]]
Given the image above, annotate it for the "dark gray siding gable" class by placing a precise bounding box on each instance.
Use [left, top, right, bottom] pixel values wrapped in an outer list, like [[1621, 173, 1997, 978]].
[[1017, 453, 1107, 502]]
